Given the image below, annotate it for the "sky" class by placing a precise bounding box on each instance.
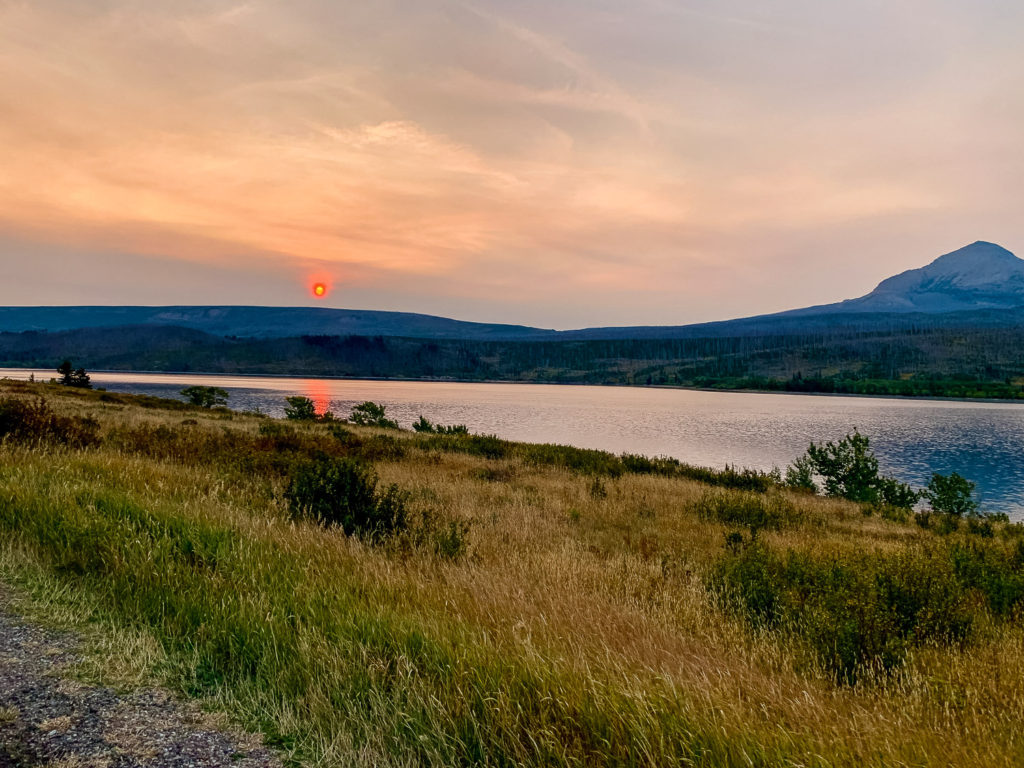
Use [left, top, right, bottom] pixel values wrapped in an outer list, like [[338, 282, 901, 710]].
[[1, 1, 1023, 329]]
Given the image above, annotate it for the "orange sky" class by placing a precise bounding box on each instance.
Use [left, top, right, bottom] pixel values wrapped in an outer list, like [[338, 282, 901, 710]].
[[2, 1, 1023, 328]]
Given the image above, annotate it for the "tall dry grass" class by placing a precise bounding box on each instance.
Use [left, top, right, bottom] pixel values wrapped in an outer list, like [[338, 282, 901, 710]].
[[0, 380, 1022, 767]]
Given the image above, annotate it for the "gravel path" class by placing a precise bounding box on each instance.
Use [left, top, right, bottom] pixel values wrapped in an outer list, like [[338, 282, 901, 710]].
[[0, 592, 280, 768]]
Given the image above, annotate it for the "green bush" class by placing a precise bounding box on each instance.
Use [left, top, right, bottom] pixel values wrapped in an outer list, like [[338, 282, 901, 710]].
[[521, 443, 623, 476], [433, 519, 470, 560], [412, 415, 469, 435], [792, 431, 921, 512], [57, 359, 92, 389], [694, 490, 797, 533], [419, 433, 510, 460], [924, 472, 978, 517], [348, 401, 399, 429], [284, 396, 317, 421], [805, 430, 881, 504], [876, 476, 919, 509], [0, 397, 100, 448], [285, 456, 408, 540], [180, 385, 229, 408], [329, 426, 407, 462], [712, 543, 974, 683], [784, 455, 818, 493], [950, 541, 1024, 617]]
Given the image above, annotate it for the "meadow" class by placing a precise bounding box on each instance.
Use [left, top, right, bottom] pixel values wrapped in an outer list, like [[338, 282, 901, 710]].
[[1, 379, 1023, 767]]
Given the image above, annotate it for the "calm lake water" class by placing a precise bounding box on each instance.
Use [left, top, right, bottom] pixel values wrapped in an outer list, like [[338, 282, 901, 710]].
[[6, 368, 1023, 518]]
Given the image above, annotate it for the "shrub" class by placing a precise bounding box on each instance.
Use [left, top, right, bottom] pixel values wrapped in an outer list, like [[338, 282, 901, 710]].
[[521, 443, 623, 477], [57, 360, 92, 389], [694, 490, 797, 533], [349, 401, 399, 429], [180, 385, 229, 408], [924, 472, 978, 517], [413, 416, 470, 435], [793, 431, 920, 512], [285, 456, 408, 540], [805, 430, 881, 504], [712, 543, 974, 683], [435, 423, 469, 435], [784, 455, 818, 493], [677, 463, 774, 493], [420, 433, 510, 460], [0, 397, 100, 448], [328, 426, 407, 462], [950, 541, 1024, 616], [433, 519, 470, 560], [284, 396, 318, 421], [877, 476, 919, 509]]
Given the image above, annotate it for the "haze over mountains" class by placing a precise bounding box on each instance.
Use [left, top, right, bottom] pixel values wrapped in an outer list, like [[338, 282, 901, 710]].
[[1, 242, 1022, 341], [785, 241, 1024, 316]]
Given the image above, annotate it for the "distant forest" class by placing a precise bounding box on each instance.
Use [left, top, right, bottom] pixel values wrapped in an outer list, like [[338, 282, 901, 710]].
[[2, 322, 1024, 399]]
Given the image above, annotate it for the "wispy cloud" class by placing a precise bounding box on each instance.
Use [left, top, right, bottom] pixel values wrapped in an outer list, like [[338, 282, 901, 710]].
[[0, 1, 1021, 326]]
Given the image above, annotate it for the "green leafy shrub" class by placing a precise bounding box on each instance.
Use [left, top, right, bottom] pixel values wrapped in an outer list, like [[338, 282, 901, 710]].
[[348, 401, 399, 429], [805, 430, 881, 503], [435, 423, 469, 435], [0, 397, 100, 448], [967, 517, 995, 538], [877, 476, 919, 509], [679, 464, 775, 492], [412, 415, 469, 435], [433, 519, 470, 560], [792, 431, 922, 512], [784, 455, 818, 493], [950, 541, 1024, 616], [925, 472, 978, 517], [284, 396, 317, 421], [521, 443, 623, 476], [57, 359, 92, 389], [329, 426, 406, 462], [285, 456, 408, 540], [712, 543, 974, 683], [622, 453, 775, 491], [420, 433, 510, 460], [694, 490, 798, 533], [180, 385, 229, 408]]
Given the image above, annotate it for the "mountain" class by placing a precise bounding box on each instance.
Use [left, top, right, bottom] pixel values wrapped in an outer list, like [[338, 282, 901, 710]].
[[0, 242, 1021, 342], [786, 241, 1024, 316], [0, 305, 554, 341]]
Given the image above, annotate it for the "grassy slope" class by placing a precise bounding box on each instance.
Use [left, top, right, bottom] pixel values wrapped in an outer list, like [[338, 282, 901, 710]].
[[0, 381, 1022, 767]]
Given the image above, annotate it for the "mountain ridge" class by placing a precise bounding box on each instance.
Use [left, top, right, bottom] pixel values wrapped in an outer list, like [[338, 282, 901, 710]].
[[1, 241, 1022, 340]]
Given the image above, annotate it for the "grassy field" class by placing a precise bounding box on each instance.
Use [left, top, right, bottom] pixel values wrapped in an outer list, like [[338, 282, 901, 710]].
[[1, 379, 1023, 767]]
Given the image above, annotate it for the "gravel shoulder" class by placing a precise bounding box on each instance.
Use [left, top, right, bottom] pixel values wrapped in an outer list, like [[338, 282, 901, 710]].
[[0, 590, 280, 768]]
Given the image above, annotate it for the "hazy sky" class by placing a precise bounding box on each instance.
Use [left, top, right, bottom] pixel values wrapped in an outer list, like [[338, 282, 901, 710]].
[[2, 1, 1023, 328]]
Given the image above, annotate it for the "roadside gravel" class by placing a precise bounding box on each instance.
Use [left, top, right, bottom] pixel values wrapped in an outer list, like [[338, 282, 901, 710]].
[[0, 591, 280, 768]]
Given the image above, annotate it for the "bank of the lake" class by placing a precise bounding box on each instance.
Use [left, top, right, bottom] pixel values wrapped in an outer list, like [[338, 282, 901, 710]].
[[1, 379, 1024, 768], [5, 367, 1023, 518]]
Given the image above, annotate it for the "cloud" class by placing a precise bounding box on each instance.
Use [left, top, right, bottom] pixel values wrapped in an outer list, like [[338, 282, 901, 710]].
[[0, 1, 1022, 326]]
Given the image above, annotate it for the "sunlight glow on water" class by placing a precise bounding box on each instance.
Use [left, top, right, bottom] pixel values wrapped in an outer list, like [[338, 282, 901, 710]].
[[7, 369, 1023, 518]]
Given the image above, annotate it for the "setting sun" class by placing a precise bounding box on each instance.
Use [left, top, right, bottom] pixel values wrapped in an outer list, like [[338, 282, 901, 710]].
[[312, 282, 327, 298]]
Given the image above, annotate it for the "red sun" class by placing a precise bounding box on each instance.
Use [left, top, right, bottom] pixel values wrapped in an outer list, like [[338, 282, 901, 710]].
[[311, 282, 328, 299]]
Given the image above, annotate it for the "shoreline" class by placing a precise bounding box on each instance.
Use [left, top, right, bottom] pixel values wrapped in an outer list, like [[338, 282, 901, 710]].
[[2, 365, 1024, 406]]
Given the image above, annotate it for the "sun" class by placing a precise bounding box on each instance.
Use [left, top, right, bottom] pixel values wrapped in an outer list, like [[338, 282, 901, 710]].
[[312, 282, 327, 298]]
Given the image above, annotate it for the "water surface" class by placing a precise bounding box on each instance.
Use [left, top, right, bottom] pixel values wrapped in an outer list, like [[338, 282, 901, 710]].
[[6, 368, 1022, 518]]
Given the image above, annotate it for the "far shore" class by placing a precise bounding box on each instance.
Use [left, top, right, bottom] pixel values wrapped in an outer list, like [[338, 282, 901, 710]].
[[3, 365, 1023, 406]]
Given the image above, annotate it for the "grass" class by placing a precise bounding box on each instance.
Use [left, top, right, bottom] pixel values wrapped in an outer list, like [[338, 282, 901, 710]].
[[0, 379, 1023, 766]]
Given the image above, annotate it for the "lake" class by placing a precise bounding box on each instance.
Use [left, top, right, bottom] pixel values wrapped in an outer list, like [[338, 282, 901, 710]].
[[5, 368, 1023, 518]]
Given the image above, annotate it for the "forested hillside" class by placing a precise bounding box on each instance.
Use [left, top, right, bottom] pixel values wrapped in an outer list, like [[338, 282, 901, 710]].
[[2, 322, 1024, 399]]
